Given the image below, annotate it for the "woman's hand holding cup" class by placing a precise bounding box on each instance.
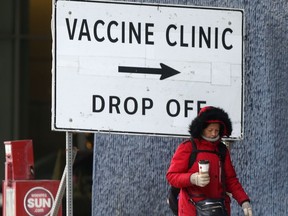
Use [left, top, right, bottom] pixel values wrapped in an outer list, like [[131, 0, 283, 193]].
[[190, 160, 210, 187]]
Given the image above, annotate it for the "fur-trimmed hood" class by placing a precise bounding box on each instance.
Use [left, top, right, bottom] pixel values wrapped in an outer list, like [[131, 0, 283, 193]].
[[189, 106, 232, 138]]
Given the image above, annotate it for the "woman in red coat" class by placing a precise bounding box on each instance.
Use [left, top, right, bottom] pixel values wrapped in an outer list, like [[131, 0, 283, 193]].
[[166, 106, 252, 216]]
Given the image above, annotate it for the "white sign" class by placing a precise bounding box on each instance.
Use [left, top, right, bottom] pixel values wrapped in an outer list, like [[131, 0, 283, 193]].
[[52, 1, 244, 138]]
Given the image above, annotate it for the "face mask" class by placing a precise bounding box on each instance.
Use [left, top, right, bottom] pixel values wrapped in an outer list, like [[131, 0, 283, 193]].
[[201, 135, 220, 142]]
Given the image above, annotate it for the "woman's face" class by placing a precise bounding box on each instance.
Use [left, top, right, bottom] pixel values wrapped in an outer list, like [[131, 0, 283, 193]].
[[202, 123, 220, 139]]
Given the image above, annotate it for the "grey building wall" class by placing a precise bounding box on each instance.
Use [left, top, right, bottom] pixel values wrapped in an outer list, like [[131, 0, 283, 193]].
[[92, 0, 288, 215]]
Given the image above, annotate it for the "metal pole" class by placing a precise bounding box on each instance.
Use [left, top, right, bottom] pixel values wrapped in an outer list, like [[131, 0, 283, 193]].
[[50, 147, 78, 216], [66, 132, 73, 216], [13, 0, 21, 138]]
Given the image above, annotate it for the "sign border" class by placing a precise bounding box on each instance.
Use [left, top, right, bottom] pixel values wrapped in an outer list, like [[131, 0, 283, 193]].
[[52, 0, 244, 139]]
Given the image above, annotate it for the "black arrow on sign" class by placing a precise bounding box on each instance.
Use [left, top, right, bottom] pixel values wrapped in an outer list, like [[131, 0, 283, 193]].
[[118, 63, 181, 80]]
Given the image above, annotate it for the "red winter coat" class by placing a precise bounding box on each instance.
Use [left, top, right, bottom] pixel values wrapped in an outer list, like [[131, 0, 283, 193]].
[[166, 138, 250, 216]]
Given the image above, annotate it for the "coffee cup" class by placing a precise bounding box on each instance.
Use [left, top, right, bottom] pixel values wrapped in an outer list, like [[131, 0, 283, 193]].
[[198, 160, 210, 174]]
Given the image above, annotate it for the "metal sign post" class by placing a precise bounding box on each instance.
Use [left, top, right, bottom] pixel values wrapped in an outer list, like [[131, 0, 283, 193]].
[[50, 146, 77, 216], [66, 132, 73, 216]]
